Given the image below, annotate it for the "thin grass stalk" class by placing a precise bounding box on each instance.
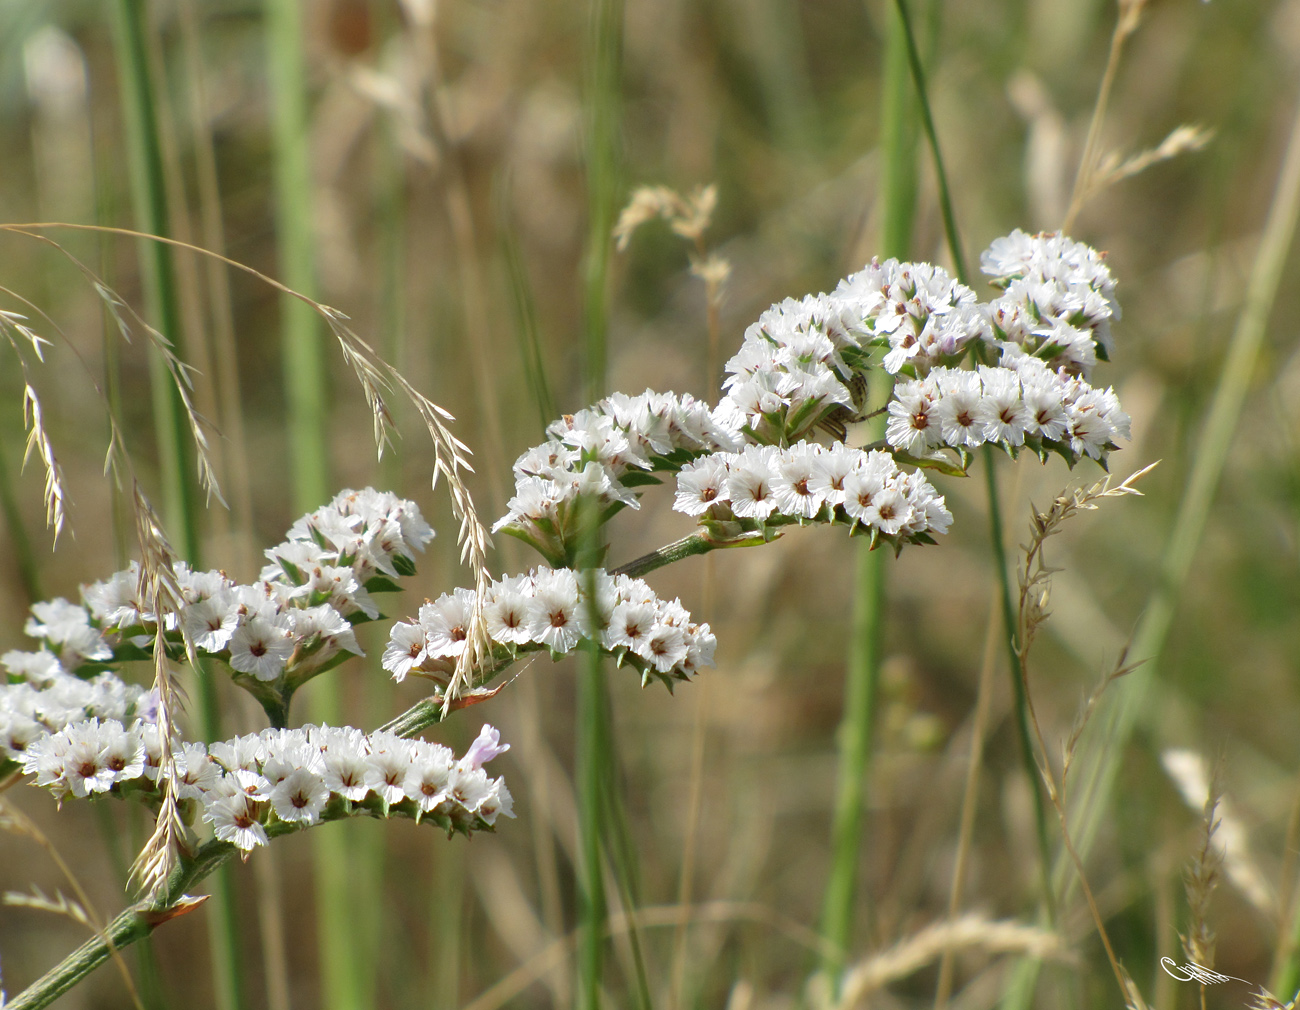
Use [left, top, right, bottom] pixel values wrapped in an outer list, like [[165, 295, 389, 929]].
[[582, 0, 623, 405], [108, 4, 242, 1008], [890, 0, 1055, 925], [261, 5, 353, 1010], [578, 2, 623, 1006]]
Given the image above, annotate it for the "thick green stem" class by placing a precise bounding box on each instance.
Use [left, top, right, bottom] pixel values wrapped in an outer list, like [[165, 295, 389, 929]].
[[819, 539, 883, 977]]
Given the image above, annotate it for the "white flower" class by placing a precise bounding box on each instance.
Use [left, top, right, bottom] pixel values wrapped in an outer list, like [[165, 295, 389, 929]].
[[933, 370, 986, 450], [2, 650, 64, 686], [419, 589, 475, 660], [405, 742, 456, 813], [976, 366, 1030, 446], [770, 443, 825, 518], [886, 382, 940, 454], [604, 601, 658, 652], [674, 456, 730, 515], [484, 577, 533, 646], [383, 622, 428, 682], [860, 486, 912, 536], [725, 446, 779, 519], [204, 781, 268, 853], [527, 569, 586, 653], [474, 778, 515, 825], [228, 617, 296, 681], [175, 741, 217, 799], [806, 443, 859, 508], [269, 767, 329, 824], [639, 623, 689, 673], [322, 741, 371, 801], [365, 737, 413, 809], [185, 596, 239, 653]]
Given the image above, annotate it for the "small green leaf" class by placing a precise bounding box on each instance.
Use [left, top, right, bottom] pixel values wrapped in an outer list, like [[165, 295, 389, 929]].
[[891, 449, 969, 477], [392, 554, 417, 577]]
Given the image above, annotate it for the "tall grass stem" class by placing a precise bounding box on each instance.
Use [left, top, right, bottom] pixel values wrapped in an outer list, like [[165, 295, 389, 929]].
[[262, 5, 354, 1010]]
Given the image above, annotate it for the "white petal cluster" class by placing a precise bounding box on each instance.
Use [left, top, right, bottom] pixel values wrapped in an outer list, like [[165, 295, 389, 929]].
[[261, 487, 436, 607], [20, 719, 513, 850], [886, 352, 1130, 462], [21, 598, 113, 669], [0, 655, 150, 762], [674, 442, 952, 539], [384, 568, 715, 686], [714, 294, 865, 441], [981, 229, 1119, 377], [494, 390, 741, 544], [835, 259, 988, 376]]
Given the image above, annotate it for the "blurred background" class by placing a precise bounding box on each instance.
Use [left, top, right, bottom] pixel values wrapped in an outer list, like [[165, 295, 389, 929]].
[[1, 0, 1298, 1008]]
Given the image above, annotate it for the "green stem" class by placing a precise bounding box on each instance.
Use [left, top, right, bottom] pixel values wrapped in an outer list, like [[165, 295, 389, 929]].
[[614, 532, 719, 578], [578, 2, 622, 1004], [892, 0, 1055, 924]]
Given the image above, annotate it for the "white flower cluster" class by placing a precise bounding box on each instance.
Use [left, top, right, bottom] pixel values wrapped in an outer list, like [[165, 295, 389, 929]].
[[69, 489, 434, 686], [495, 390, 741, 558], [384, 567, 715, 687], [21, 719, 513, 852], [981, 229, 1120, 378], [835, 259, 989, 376], [715, 294, 867, 442], [715, 263, 990, 442], [673, 442, 952, 540], [1, 649, 150, 762], [885, 349, 1130, 462]]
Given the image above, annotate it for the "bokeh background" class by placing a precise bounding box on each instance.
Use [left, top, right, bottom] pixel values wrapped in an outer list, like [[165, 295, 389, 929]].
[[1, 0, 1299, 1008]]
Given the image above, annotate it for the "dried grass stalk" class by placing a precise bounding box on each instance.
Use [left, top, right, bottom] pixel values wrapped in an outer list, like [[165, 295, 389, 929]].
[[128, 483, 194, 895], [831, 914, 1067, 1010]]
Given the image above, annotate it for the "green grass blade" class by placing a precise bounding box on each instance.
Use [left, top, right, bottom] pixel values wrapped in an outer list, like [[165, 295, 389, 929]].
[[578, 1, 623, 1005]]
